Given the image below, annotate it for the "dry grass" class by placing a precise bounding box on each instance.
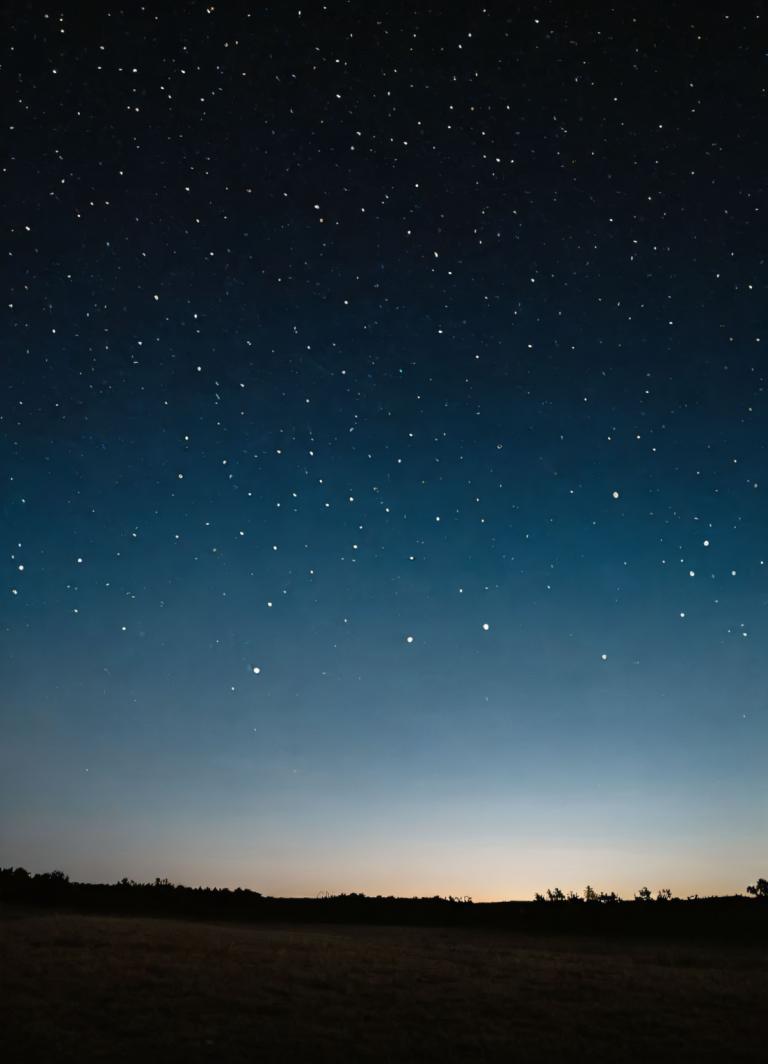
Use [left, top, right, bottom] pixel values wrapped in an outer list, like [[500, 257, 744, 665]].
[[1, 908, 766, 1062]]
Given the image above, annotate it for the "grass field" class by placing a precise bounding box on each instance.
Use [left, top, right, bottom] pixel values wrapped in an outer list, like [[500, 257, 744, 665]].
[[2, 908, 766, 1062]]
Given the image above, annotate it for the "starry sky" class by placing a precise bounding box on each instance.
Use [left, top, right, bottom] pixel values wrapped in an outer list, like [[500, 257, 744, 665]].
[[2, 4, 766, 901]]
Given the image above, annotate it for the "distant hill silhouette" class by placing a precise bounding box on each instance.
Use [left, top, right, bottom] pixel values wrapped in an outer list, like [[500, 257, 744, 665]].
[[2, 867, 766, 941]]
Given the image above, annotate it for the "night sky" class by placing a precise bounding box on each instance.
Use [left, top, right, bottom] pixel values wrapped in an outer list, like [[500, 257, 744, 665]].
[[2, 5, 766, 901]]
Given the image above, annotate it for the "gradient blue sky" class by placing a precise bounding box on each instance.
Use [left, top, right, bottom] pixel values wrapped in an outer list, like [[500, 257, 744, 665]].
[[2, 4, 766, 899]]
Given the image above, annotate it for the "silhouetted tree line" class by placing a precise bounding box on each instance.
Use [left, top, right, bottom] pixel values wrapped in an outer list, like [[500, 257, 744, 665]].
[[1, 867, 766, 939], [533, 885, 679, 903], [0, 867, 473, 926]]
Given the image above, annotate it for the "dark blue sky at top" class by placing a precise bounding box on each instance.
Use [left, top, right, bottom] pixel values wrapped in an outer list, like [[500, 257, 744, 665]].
[[1, 4, 766, 898]]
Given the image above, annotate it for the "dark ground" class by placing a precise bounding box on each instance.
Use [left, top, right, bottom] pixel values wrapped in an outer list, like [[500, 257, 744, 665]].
[[2, 907, 766, 1062]]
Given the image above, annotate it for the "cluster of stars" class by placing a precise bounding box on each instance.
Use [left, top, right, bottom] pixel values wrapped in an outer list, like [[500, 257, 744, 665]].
[[2, 6, 765, 889]]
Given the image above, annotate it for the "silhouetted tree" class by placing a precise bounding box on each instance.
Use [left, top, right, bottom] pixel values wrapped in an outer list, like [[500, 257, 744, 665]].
[[598, 891, 621, 904], [583, 885, 599, 903], [635, 886, 653, 902], [546, 887, 565, 902], [746, 878, 768, 898], [656, 888, 673, 902]]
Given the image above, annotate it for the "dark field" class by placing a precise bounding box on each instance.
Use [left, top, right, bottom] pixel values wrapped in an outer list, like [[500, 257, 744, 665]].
[[2, 909, 766, 1063]]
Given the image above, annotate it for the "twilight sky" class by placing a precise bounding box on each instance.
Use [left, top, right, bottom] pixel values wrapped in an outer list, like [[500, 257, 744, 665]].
[[2, 5, 766, 901]]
